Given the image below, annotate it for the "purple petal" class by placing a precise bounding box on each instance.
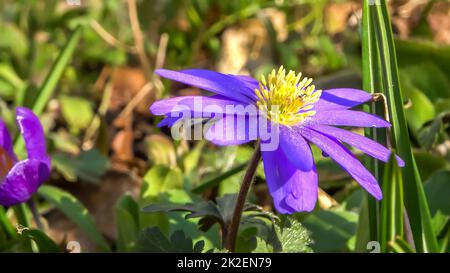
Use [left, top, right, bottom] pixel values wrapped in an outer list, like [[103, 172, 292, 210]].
[[315, 88, 372, 111], [0, 119, 16, 161], [300, 127, 382, 200], [313, 109, 391, 128], [230, 75, 259, 91], [308, 124, 405, 167], [262, 147, 318, 213], [156, 116, 182, 128], [15, 107, 50, 165], [150, 95, 251, 116], [0, 159, 50, 206], [205, 114, 258, 146], [155, 69, 257, 104], [279, 126, 314, 171]]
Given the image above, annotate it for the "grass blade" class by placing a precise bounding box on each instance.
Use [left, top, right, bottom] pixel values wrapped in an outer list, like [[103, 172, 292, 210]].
[[17, 227, 61, 253], [13, 25, 83, 157], [32, 25, 83, 116], [389, 236, 415, 253], [371, 1, 438, 252], [116, 194, 140, 252], [356, 0, 383, 251], [379, 154, 404, 252], [10, 26, 83, 240], [38, 185, 110, 252]]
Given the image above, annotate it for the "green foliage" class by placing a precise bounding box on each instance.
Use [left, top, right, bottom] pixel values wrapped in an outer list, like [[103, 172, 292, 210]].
[[358, 0, 440, 253], [143, 194, 275, 234], [52, 149, 109, 183], [1, 0, 449, 254], [59, 95, 95, 132], [138, 227, 205, 253], [270, 216, 313, 253], [16, 226, 61, 253], [303, 209, 358, 252], [141, 165, 184, 199], [38, 185, 110, 252], [425, 171, 450, 217], [116, 194, 140, 252], [379, 154, 404, 252]]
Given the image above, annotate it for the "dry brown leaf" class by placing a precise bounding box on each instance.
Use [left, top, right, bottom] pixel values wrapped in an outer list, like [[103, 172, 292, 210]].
[[428, 2, 450, 44], [112, 114, 134, 162], [325, 2, 361, 35], [109, 67, 154, 115]]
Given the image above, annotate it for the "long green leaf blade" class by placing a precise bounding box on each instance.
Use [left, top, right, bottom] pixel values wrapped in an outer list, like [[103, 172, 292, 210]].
[[379, 154, 404, 252], [356, 0, 382, 252], [371, 0, 438, 252], [38, 185, 110, 252]]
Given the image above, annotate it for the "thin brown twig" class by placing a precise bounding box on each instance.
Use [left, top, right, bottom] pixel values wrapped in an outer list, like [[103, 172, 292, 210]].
[[118, 33, 168, 119], [371, 93, 392, 148], [127, 0, 152, 79], [89, 20, 137, 54], [155, 33, 169, 71], [118, 81, 153, 119]]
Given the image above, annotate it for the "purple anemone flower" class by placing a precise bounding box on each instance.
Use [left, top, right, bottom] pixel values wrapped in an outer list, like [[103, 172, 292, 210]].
[[150, 67, 404, 214], [0, 107, 51, 206]]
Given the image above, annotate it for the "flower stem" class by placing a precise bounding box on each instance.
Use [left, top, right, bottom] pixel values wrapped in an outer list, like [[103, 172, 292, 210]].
[[224, 140, 261, 252], [27, 199, 43, 230]]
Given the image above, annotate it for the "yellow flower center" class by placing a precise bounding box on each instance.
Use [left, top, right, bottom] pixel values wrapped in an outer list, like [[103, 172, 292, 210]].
[[254, 66, 322, 126]]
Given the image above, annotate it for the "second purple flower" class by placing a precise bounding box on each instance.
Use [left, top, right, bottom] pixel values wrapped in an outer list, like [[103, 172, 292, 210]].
[[0, 107, 51, 206]]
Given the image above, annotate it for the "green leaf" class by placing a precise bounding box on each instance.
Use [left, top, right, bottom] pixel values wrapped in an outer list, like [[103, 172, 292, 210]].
[[389, 236, 415, 253], [235, 227, 258, 253], [31, 25, 83, 116], [0, 23, 29, 58], [52, 149, 109, 183], [38, 185, 110, 252], [142, 202, 222, 230], [430, 211, 449, 237], [141, 165, 183, 200], [116, 194, 140, 252], [139, 165, 184, 232], [0, 207, 16, 239], [13, 25, 83, 158], [191, 163, 247, 194], [137, 227, 204, 253], [424, 171, 450, 217], [356, 0, 384, 251], [17, 226, 60, 253], [379, 154, 404, 252], [253, 237, 274, 253], [303, 209, 358, 252], [0, 64, 25, 99], [419, 117, 443, 150], [413, 151, 447, 181], [183, 141, 205, 174], [404, 88, 435, 131], [59, 95, 95, 131], [142, 194, 273, 236], [396, 39, 450, 77], [371, 0, 438, 252], [145, 134, 176, 166], [400, 62, 450, 101], [275, 217, 313, 253]]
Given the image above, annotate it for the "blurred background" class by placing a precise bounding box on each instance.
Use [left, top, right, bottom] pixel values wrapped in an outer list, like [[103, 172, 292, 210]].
[[0, 0, 449, 252]]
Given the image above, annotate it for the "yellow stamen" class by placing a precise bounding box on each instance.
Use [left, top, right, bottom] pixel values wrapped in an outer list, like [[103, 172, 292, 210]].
[[254, 66, 322, 126]]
